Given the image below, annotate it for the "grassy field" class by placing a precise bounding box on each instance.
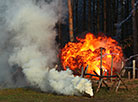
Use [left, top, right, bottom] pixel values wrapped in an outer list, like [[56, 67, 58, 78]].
[[0, 79, 138, 102]]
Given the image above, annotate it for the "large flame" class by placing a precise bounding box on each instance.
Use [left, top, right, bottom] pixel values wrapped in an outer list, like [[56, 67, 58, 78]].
[[60, 33, 123, 78]]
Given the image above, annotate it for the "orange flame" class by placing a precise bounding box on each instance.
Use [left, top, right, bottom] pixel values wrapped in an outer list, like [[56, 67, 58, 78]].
[[60, 33, 123, 78]]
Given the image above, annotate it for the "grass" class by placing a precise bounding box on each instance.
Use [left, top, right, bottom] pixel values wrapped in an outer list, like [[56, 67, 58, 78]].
[[0, 79, 138, 102]]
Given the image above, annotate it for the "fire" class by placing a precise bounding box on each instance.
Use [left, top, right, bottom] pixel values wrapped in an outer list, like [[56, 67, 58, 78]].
[[60, 33, 123, 78]]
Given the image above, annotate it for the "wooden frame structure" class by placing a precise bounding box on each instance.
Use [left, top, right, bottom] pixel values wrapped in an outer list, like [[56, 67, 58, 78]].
[[82, 64, 128, 93], [81, 48, 128, 93]]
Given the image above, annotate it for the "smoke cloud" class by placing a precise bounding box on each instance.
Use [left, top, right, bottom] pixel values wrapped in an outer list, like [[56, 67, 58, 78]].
[[0, 0, 93, 96]]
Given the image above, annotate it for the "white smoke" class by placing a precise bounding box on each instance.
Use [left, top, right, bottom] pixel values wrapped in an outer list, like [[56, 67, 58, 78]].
[[0, 0, 93, 96]]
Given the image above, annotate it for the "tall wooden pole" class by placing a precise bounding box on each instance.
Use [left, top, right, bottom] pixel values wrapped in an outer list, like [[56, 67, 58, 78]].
[[111, 56, 113, 82], [133, 60, 136, 79], [68, 0, 74, 42], [100, 48, 103, 76]]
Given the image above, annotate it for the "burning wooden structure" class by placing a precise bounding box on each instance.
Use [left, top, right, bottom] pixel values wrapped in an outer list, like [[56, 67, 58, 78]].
[[60, 33, 130, 93], [60, 33, 123, 77]]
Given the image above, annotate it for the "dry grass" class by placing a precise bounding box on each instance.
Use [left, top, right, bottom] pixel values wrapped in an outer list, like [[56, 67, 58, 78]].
[[0, 79, 138, 102]]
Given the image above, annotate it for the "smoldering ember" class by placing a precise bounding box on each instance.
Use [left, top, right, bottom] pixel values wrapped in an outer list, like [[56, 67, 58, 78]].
[[0, 0, 138, 101]]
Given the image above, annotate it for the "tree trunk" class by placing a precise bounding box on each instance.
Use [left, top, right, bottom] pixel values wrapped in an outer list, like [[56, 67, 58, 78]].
[[92, 0, 96, 33], [68, 0, 74, 42], [58, 0, 62, 47], [125, 0, 129, 36], [83, 0, 86, 31], [75, 0, 78, 33], [97, 0, 100, 33], [110, 0, 114, 36], [112, 0, 117, 36], [132, 0, 138, 55], [104, 0, 106, 33], [88, 0, 91, 32], [121, 0, 125, 40], [116, 0, 122, 42]]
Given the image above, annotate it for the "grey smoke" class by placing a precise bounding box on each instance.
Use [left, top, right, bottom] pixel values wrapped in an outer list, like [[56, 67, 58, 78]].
[[0, 0, 93, 96]]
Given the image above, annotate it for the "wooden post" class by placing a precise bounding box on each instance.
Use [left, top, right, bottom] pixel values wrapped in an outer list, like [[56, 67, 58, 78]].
[[128, 71, 131, 80], [81, 67, 84, 78], [68, 0, 74, 42], [133, 60, 136, 79], [111, 56, 113, 82], [107, 71, 109, 76], [96, 71, 106, 93], [100, 48, 103, 76], [84, 65, 89, 74], [66, 66, 69, 69]]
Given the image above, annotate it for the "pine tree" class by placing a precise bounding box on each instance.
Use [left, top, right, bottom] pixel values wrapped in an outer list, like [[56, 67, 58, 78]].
[[132, 0, 138, 55], [88, 0, 92, 32], [104, 0, 107, 33], [68, 0, 74, 42], [97, 0, 100, 33]]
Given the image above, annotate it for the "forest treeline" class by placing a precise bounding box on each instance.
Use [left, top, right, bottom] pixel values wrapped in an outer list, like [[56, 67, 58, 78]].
[[57, 0, 138, 57]]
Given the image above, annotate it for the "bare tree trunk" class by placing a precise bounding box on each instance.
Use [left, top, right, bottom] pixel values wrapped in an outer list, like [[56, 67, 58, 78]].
[[83, 0, 86, 31], [75, 0, 78, 33], [110, 0, 115, 36], [112, 0, 116, 36], [116, 0, 122, 41], [97, 0, 100, 33], [132, 0, 138, 55], [58, 0, 62, 47], [121, 0, 125, 40], [88, 0, 91, 32], [125, 0, 130, 35], [104, 0, 106, 33], [93, 0, 96, 33], [68, 0, 74, 42]]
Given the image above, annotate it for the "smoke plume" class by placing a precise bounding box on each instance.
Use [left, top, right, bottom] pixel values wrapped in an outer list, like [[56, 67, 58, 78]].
[[0, 0, 93, 96]]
